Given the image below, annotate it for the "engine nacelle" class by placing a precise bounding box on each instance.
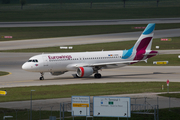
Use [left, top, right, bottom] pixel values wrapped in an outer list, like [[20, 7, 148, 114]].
[[50, 71, 66, 76], [77, 67, 94, 77]]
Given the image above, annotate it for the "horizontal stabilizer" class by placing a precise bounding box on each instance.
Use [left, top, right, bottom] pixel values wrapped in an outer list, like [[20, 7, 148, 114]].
[[143, 53, 158, 56]]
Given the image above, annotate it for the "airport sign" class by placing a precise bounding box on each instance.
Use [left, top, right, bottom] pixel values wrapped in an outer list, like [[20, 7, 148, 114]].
[[71, 96, 90, 116], [93, 96, 131, 118], [167, 79, 169, 86], [153, 61, 168, 65], [161, 38, 171, 41], [0, 90, 7, 95]]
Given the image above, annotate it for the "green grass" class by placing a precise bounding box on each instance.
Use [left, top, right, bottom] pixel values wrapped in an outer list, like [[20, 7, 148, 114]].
[[0, 71, 9, 76], [0, 108, 61, 120], [152, 37, 180, 50], [1, 37, 180, 52], [0, 107, 180, 120], [132, 54, 180, 66], [0, 1, 180, 22], [0, 82, 179, 102], [159, 93, 180, 98], [1, 23, 180, 41]]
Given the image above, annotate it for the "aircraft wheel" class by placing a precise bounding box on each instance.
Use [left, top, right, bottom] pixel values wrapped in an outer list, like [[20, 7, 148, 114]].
[[40, 72, 44, 80], [40, 77, 44, 80], [94, 73, 101, 78], [98, 74, 101, 78]]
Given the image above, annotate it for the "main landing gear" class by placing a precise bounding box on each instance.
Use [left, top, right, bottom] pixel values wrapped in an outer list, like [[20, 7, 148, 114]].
[[94, 73, 101, 78], [40, 72, 44, 80], [94, 67, 102, 78]]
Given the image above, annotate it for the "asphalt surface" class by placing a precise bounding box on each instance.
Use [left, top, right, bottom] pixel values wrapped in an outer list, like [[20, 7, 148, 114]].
[[0, 18, 180, 27], [1, 28, 180, 50]]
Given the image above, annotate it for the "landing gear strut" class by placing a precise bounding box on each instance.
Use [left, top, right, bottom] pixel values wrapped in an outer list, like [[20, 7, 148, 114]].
[[94, 73, 101, 78], [40, 72, 44, 80]]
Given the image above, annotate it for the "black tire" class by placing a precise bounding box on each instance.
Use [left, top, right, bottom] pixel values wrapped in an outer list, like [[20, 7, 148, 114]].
[[94, 73, 101, 78], [40, 77, 44, 80], [94, 74, 97, 78], [98, 74, 101, 78]]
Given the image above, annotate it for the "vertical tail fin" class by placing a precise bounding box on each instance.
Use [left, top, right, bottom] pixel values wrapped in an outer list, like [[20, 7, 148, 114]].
[[121, 23, 158, 61], [133, 23, 158, 60], [134, 23, 155, 52]]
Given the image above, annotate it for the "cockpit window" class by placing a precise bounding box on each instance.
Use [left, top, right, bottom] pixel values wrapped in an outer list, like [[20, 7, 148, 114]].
[[28, 59, 38, 62]]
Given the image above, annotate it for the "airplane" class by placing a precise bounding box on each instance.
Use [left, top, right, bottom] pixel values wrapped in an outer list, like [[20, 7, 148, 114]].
[[22, 23, 158, 80]]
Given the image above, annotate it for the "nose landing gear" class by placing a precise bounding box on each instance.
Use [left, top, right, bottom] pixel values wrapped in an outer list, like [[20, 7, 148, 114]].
[[40, 72, 44, 80]]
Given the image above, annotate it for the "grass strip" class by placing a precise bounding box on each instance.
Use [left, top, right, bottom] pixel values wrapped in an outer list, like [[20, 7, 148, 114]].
[[0, 71, 9, 76], [1, 37, 180, 52], [0, 23, 180, 41], [0, 82, 179, 102], [0, 107, 180, 120], [0, 2, 180, 22], [0, 108, 61, 120], [159, 93, 180, 98], [132, 54, 180, 66]]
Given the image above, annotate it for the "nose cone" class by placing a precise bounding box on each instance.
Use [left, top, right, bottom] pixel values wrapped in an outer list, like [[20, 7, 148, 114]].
[[22, 63, 31, 71], [22, 63, 28, 70]]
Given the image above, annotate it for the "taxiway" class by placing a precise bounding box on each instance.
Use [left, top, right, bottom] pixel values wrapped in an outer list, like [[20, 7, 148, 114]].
[[0, 52, 180, 88]]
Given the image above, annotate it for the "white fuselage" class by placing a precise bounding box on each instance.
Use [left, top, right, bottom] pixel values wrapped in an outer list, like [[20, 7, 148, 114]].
[[22, 50, 132, 73]]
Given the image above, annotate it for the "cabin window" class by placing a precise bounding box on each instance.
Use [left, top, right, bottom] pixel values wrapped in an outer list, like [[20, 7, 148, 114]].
[[28, 59, 38, 62]]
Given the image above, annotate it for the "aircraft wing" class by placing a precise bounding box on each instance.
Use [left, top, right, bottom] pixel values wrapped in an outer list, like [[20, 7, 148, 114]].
[[87, 61, 138, 67], [70, 61, 138, 68]]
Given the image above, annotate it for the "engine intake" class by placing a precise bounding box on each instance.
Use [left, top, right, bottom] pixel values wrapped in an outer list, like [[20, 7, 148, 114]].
[[77, 67, 93, 77]]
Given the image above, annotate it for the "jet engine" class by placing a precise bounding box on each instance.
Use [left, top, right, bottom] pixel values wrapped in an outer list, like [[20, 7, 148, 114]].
[[77, 67, 94, 77], [50, 71, 66, 76]]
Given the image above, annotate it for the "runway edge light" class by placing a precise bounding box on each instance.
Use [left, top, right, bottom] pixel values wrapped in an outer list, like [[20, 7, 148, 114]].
[[0, 90, 7, 95]]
